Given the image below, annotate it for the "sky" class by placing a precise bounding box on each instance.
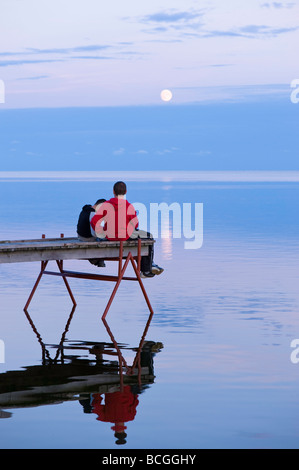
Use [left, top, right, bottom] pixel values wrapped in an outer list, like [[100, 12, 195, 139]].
[[0, 0, 298, 108], [0, 0, 298, 173]]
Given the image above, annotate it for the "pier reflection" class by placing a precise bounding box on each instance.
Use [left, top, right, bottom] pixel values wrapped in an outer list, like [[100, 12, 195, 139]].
[[0, 306, 163, 445]]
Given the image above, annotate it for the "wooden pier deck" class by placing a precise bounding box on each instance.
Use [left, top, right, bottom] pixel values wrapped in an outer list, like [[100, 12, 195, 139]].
[[0, 236, 153, 264], [0, 236, 155, 317]]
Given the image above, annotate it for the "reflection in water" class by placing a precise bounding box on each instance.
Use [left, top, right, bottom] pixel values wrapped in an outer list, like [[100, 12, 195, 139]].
[[0, 306, 163, 445], [89, 386, 139, 445], [161, 220, 173, 261]]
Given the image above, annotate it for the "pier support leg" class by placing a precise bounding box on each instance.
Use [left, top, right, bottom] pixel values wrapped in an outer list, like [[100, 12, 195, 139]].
[[23, 240, 154, 318], [56, 260, 77, 307], [101, 253, 131, 321], [101, 241, 154, 320], [24, 260, 49, 311], [24, 259, 77, 310]]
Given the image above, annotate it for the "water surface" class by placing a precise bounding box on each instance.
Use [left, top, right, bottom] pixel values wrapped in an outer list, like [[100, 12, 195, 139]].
[[1, 177, 299, 449]]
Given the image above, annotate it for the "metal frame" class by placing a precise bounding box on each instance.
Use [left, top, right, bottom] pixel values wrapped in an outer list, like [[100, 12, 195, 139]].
[[24, 238, 154, 320]]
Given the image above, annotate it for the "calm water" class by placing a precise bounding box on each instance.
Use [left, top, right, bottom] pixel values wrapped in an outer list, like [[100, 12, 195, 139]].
[[1, 177, 299, 449]]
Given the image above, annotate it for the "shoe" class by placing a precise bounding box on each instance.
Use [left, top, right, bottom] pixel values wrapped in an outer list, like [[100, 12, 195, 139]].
[[88, 259, 106, 267], [95, 260, 106, 267], [142, 341, 164, 353], [151, 263, 164, 275], [140, 271, 155, 278]]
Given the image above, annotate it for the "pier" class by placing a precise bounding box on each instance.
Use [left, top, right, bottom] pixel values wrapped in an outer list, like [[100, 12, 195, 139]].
[[0, 235, 155, 318]]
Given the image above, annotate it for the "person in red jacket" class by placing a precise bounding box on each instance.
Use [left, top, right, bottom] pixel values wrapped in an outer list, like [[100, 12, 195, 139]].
[[91, 182, 138, 241], [91, 386, 139, 445], [91, 181, 163, 278]]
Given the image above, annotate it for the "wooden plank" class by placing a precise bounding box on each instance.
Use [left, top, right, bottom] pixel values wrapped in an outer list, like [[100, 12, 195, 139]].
[[0, 237, 154, 264], [0, 237, 154, 250]]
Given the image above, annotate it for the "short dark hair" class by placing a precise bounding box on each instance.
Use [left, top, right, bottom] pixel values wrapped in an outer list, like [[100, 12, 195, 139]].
[[113, 181, 127, 196], [95, 198, 106, 205]]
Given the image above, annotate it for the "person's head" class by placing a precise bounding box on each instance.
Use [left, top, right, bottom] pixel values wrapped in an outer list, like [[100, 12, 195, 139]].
[[112, 423, 127, 445], [114, 431, 127, 445], [113, 181, 127, 197], [93, 198, 106, 211]]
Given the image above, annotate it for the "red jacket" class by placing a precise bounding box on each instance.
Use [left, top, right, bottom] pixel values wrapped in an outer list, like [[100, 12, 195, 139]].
[[91, 387, 139, 424], [91, 197, 138, 241]]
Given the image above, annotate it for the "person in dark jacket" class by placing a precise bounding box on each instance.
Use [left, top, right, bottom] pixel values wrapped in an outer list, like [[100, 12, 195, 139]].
[[77, 199, 106, 240], [77, 198, 106, 267]]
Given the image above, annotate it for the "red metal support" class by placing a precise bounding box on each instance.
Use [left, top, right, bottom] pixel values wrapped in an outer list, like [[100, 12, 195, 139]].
[[137, 238, 141, 272], [118, 240, 123, 277], [56, 260, 77, 307], [129, 253, 154, 316], [101, 253, 132, 321], [101, 246, 154, 321], [24, 235, 154, 321], [24, 260, 49, 311]]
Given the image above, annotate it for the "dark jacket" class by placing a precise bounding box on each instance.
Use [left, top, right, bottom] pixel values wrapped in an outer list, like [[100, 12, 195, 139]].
[[77, 204, 95, 238]]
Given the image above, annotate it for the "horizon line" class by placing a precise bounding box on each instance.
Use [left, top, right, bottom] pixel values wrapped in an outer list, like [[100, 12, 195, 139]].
[[0, 82, 291, 111], [1, 170, 299, 182]]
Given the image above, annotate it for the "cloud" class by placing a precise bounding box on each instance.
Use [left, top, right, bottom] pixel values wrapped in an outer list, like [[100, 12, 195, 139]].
[[155, 147, 179, 156], [203, 30, 245, 38], [113, 147, 125, 155], [26, 151, 43, 157], [27, 44, 111, 55], [0, 42, 143, 68], [136, 8, 205, 35], [135, 8, 298, 40], [141, 10, 204, 23], [0, 45, 110, 57], [199, 24, 298, 39], [209, 64, 234, 67], [241, 24, 298, 36], [16, 75, 49, 81], [261, 2, 296, 8], [0, 59, 64, 67], [0, 44, 110, 57], [71, 55, 113, 60], [0, 43, 132, 67], [172, 83, 290, 103], [0, 51, 21, 57]]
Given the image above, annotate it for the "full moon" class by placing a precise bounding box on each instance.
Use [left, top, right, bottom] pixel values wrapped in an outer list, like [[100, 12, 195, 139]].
[[160, 89, 173, 102]]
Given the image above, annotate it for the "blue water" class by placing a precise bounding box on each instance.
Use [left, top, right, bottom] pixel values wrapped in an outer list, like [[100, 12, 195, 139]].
[[1, 178, 299, 449]]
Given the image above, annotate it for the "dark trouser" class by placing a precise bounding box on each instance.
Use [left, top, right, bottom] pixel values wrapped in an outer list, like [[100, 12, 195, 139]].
[[77, 235, 105, 267], [129, 229, 154, 273]]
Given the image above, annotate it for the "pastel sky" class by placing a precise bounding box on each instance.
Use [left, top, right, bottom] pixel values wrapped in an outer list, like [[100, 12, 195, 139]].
[[0, 0, 298, 108]]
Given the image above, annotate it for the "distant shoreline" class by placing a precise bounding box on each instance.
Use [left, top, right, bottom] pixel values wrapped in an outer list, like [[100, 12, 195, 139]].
[[1, 170, 299, 182]]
